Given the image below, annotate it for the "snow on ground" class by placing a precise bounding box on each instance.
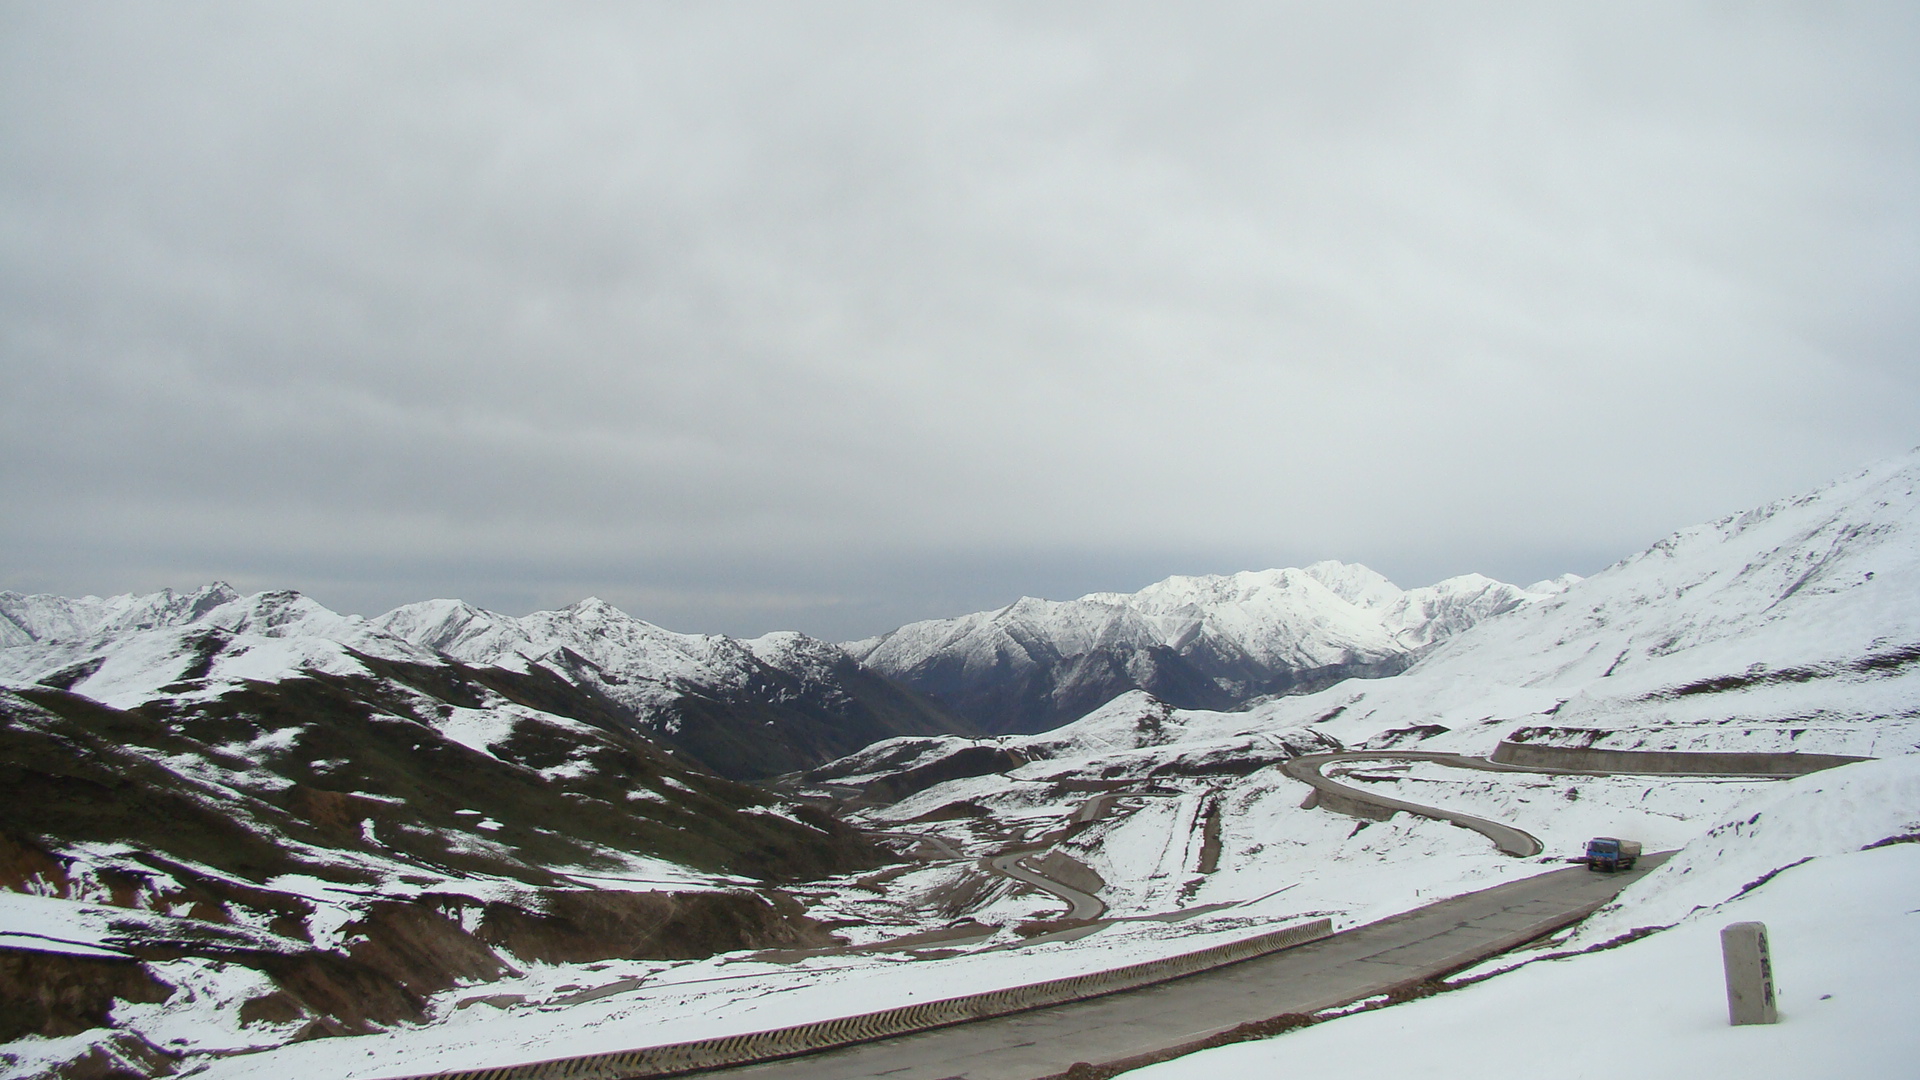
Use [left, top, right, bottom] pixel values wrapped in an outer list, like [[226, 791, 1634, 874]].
[[1130, 757, 1920, 1080], [0, 892, 146, 959], [178, 912, 1327, 1080], [5, 453, 1916, 1079], [1243, 451, 1920, 760], [149, 757, 1915, 1080], [1333, 760, 1779, 861], [1135, 845, 1919, 1080]]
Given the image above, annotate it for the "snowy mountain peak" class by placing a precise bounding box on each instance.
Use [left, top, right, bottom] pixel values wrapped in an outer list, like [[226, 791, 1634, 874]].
[[1300, 561, 1405, 610], [370, 598, 521, 657], [0, 580, 245, 643], [1524, 573, 1584, 595], [850, 561, 1562, 734], [566, 596, 630, 620], [1264, 446, 1920, 761]]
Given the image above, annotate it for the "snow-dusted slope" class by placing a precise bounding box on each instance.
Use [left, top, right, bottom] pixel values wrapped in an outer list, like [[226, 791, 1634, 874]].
[[372, 597, 969, 778], [0, 589, 906, 1075], [1129, 756, 1920, 1080], [808, 448, 1920, 954], [1250, 449, 1920, 759], [0, 659, 877, 1077], [0, 586, 440, 710], [0, 586, 968, 780], [845, 562, 1559, 734]]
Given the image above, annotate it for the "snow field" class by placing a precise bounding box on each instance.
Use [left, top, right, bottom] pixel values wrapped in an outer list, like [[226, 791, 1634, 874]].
[[6, 451, 1917, 1079], [1130, 758, 1920, 1080], [1334, 760, 1780, 859], [176, 912, 1329, 1080], [173, 755, 1903, 1080]]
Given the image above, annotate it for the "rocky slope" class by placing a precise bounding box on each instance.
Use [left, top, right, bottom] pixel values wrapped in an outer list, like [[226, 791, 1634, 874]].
[[843, 562, 1569, 734], [370, 597, 974, 779], [0, 591, 897, 1073]]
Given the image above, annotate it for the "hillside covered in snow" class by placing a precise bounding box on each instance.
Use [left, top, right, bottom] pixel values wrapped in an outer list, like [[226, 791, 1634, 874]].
[[0, 588, 969, 781], [821, 451, 1920, 814], [3, 450, 1916, 1080], [777, 450, 1919, 1077]]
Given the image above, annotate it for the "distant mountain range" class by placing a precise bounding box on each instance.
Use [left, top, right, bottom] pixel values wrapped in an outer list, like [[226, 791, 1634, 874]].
[[811, 448, 1920, 863], [0, 565, 1560, 772], [0, 598, 889, 1058], [6, 449, 1914, 1076], [844, 563, 1577, 734], [0, 588, 969, 781]]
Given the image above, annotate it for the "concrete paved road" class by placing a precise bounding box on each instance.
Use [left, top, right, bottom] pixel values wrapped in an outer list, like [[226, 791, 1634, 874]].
[[986, 851, 1107, 921], [700, 854, 1666, 1080], [1284, 752, 1558, 857]]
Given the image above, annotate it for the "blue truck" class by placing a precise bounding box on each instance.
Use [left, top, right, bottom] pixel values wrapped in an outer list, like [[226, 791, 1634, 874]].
[[1584, 836, 1641, 872]]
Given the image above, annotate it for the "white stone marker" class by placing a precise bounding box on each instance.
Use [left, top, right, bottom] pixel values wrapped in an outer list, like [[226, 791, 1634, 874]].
[[1720, 921, 1779, 1025]]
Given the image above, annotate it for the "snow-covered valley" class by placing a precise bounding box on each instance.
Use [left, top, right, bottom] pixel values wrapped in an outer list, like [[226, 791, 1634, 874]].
[[3, 449, 1917, 1079]]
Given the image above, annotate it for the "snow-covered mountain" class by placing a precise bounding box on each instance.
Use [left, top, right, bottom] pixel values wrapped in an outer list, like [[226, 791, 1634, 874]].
[[0, 588, 969, 780], [370, 597, 970, 778], [844, 562, 1567, 734], [829, 449, 1920, 793], [1262, 449, 1920, 760], [0, 599, 888, 1071], [771, 451, 1920, 1080], [7, 450, 1916, 1080]]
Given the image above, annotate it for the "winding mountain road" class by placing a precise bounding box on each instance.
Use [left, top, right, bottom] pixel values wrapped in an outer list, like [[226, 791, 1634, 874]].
[[403, 744, 1862, 1080], [985, 850, 1107, 920], [1284, 751, 1556, 856], [1282, 743, 1856, 858], [682, 854, 1667, 1080]]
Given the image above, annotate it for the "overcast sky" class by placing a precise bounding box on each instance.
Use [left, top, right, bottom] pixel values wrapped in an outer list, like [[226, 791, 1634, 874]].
[[3, 2, 1917, 640]]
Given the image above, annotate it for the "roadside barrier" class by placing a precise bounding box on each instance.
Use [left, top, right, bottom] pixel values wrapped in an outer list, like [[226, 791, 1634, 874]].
[[386, 918, 1333, 1080], [1488, 742, 1868, 776]]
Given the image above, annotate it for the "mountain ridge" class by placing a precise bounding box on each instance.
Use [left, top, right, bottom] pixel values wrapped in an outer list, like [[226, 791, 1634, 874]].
[[0, 588, 973, 780], [5, 450, 1914, 1078], [841, 561, 1570, 734]]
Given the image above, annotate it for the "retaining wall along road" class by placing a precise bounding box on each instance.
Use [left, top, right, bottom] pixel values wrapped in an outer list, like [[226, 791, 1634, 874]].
[[1488, 742, 1869, 776], [386, 918, 1333, 1080]]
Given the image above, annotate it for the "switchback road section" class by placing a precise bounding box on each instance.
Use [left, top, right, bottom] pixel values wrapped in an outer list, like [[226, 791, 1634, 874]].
[[985, 850, 1106, 921], [1283, 743, 1868, 859], [1283, 751, 1555, 857]]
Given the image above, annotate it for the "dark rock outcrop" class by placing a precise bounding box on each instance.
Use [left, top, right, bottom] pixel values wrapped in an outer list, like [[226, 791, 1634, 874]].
[[475, 889, 839, 964], [0, 949, 173, 1042]]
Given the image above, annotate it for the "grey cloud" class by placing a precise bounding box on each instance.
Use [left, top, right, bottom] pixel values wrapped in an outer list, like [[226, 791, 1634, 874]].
[[3, 2, 1917, 638]]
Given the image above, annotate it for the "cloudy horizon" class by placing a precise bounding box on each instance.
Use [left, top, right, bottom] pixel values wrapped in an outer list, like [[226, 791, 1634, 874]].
[[4, 2, 1917, 640]]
